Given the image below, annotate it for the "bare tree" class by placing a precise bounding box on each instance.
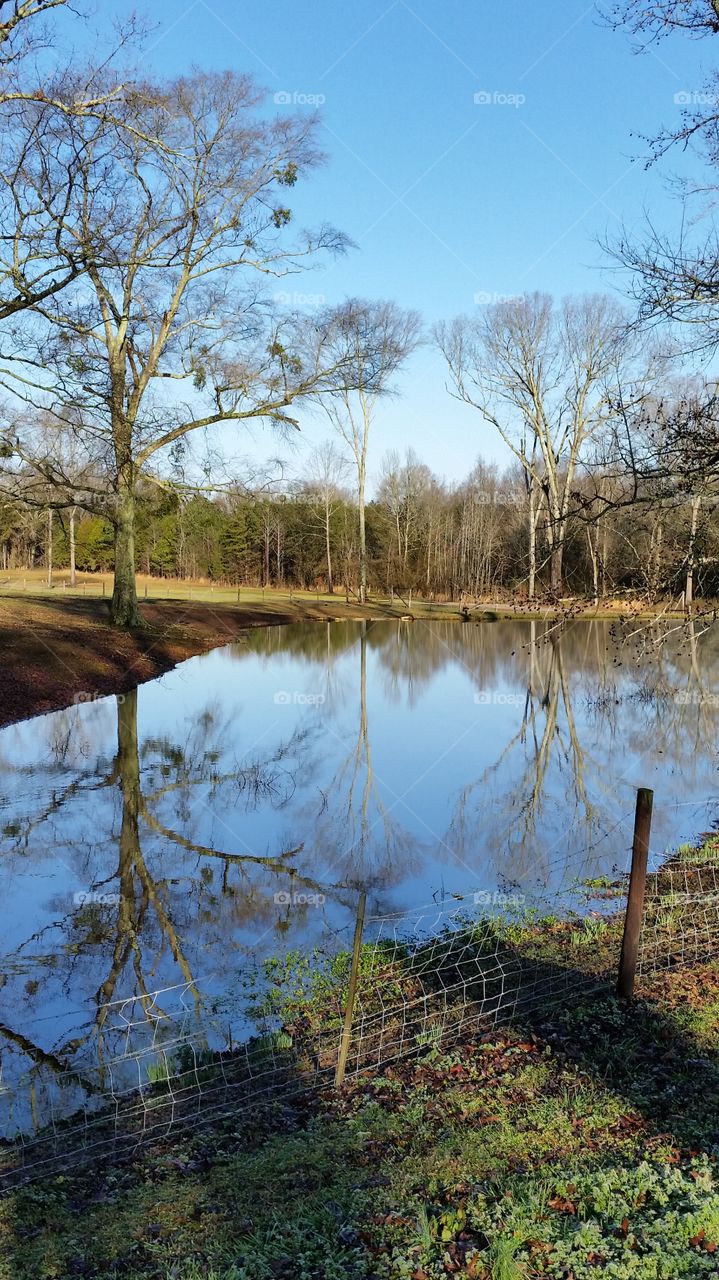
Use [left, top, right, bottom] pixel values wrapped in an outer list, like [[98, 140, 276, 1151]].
[[436, 294, 634, 597], [377, 447, 433, 585], [0, 2, 70, 77], [605, 1, 719, 41], [607, 0, 719, 354], [302, 441, 349, 593], [0, 2, 156, 334], [320, 299, 422, 603], [0, 1, 145, 110], [0, 74, 402, 626]]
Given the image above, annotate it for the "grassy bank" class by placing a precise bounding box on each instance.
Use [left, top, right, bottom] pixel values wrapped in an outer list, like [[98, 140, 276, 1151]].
[[1, 851, 718, 1279], [0, 571, 694, 729], [0, 587, 447, 730], [1, 966, 717, 1279]]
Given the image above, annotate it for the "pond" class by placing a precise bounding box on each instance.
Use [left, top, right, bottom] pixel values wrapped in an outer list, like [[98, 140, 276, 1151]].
[[1, 617, 718, 1134]]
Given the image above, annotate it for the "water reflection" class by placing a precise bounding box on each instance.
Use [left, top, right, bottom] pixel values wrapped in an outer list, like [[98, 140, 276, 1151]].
[[1, 618, 718, 1121]]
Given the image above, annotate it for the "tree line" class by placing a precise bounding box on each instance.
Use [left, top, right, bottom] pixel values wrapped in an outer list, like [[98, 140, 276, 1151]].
[[1, 1, 719, 619], [3, 443, 716, 604]]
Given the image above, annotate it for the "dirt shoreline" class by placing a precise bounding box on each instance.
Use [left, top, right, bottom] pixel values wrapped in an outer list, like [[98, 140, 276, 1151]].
[[0, 592, 693, 730], [0, 594, 418, 730]]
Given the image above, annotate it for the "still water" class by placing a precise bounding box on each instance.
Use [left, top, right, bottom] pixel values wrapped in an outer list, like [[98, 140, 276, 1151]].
[[1, 618, 718, 1117]]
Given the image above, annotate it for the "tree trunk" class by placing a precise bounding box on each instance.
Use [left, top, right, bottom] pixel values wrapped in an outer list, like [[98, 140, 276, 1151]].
[[46, 507, 53, 588], [586, 526, 599, 607], [325, 504, 334, 594], [685, 495, 701, 613], [358, 465, 367, 604], [549, 543, 563, 597], [528, 486, 537, 601], [69, 506, 77, 588], [111, 476, 143, 627], [263, 523, 270, 586]]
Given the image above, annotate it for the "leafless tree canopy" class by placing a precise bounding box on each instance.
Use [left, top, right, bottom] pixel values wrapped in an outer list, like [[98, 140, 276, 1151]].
[[0, 77, 423, 623], [435, 293, 651, 595], [604, 0, 719, 41], [318, 298, 422, 601]]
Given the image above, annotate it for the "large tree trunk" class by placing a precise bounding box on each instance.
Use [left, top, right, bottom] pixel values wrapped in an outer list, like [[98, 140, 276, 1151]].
[[546, 494, 564, 597], [111, 476, 143, 627], [649, 518, 663, 599]]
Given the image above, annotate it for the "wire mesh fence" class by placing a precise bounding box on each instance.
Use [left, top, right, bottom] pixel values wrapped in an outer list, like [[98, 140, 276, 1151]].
[[638, 850, 719, 975], [0, 808, 718, 1189]]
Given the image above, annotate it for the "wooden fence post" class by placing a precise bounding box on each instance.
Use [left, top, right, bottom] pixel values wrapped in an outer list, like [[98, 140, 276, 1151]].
[[335, 891, 367, 1087], [617, 787, 654, 1001]]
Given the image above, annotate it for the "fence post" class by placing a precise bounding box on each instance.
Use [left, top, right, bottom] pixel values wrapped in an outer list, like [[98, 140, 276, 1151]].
[[335, 890, 367, 1087], [617, 787, 654, 1001]]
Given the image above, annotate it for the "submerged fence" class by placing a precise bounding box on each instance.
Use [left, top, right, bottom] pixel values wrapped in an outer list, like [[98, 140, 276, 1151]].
[[1, 787, 718, 1188]]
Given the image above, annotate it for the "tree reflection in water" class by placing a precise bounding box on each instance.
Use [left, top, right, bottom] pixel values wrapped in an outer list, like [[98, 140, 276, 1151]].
[[0, 617, 718, 1125]]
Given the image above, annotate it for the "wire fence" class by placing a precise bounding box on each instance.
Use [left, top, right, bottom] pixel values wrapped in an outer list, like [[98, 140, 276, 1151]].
[[0, 811, 718, 1189], [639, 850, 719, 975]]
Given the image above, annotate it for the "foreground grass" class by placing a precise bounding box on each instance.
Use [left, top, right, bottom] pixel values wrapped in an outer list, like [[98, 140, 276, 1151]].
[[2, 952, 719, 1280]]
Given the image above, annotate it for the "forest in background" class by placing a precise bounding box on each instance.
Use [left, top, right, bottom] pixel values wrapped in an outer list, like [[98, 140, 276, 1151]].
[[3, 446, 716, 604]]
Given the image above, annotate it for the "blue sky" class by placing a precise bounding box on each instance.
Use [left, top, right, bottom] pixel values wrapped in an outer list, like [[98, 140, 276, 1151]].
[[86, 1, 712, 488]]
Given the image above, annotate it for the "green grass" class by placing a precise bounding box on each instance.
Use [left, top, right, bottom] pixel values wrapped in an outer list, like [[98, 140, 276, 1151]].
[[1, 967, 716, 1280], [1, 846, 719, 1279], [2, 957, 719, 1279]]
